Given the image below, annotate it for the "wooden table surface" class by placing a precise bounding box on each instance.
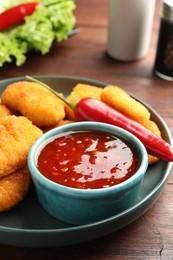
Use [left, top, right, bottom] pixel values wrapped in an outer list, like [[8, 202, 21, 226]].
[[0, 0, 173, 259]]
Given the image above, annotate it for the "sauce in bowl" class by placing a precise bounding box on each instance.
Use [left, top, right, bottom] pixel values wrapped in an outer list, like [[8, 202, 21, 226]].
[[37, 130, 139, 189]]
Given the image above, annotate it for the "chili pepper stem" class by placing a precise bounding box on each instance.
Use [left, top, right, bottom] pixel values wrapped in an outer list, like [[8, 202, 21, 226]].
[[26, 76, 173, 161], [26, 76, 77, 110]]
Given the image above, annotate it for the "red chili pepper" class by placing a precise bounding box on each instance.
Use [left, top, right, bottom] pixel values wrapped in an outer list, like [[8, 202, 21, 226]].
[[26, 76, 173, 162], [75, 98, 173, 162], [0, 2, 40, 31]]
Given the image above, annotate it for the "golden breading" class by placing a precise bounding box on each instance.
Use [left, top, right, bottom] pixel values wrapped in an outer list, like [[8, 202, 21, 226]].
[[1, 81, 65, 127], [142, 120, 161, 137], [65, 83, 102, 120], [148, 155, 159, 165], [57, 119, 74, 126], [0, 115, 43, 177], [0, 99, 13, 117], [142, 119, 161, 165], [43, 119, 74, 132], [0, 165, 32, 212], [101, 86, 150, 123]]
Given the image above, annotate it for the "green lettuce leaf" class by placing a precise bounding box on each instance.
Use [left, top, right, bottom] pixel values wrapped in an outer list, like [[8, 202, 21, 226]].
[[0, 0, 76, 66]]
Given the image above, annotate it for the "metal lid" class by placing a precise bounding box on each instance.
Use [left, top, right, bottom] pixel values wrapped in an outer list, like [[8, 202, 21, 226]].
[[162, 0, 173, 21]]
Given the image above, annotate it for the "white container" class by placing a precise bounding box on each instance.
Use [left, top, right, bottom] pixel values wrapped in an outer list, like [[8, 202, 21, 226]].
[[107, 0, 156, 61]]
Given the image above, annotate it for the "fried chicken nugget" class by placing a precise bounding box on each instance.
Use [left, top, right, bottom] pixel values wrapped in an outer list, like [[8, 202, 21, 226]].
[[65, 83, 102, 120], [1, 81, 65, 127], [43, 119, 74, 132], [0, 99, 13, 117], [0, 115, 43, 177], [142, 119, 161, 165], [0, 165, 32, 212], [101, 86, 150, 123]]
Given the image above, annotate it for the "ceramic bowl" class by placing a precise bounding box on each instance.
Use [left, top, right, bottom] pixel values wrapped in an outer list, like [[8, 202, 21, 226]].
[[28, 122, 148, 225]]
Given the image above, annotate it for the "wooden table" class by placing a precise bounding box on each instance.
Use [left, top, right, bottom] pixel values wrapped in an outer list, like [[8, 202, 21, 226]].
[[0, 0, 173, 259]]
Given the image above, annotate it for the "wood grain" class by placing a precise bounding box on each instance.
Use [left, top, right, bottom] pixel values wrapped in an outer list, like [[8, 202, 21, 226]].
[[0, 0, 173, 258]]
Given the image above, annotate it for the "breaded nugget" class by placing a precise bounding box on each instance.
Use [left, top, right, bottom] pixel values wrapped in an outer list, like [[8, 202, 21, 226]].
[[142, 119, 161, 164], [57, 119, 74, 126], [43, 119, 74, 132], [0, 99, 13, 117], [65, 83, 102, 120], [101, 86, 150, 123], [1, 81, 65, 127], [0, 115, 43, 177], [0, 165, 32, 212], [148, 154, 160, 165], [142, 119, 161, 137]]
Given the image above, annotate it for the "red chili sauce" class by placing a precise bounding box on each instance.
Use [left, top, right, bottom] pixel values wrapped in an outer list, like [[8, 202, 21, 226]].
[[37, 130, 139, 189]]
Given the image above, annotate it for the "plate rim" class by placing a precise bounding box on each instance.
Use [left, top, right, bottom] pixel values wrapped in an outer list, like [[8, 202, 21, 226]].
[[0, 75, 172, 244]]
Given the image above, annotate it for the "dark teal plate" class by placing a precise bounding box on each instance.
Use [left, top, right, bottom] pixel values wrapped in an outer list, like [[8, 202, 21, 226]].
[[0, 75, 172, 248]]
